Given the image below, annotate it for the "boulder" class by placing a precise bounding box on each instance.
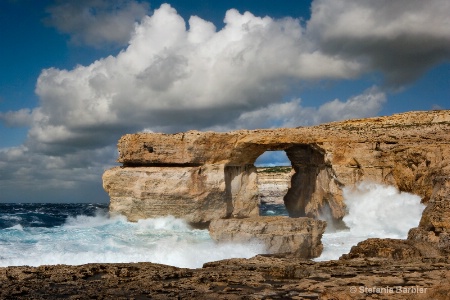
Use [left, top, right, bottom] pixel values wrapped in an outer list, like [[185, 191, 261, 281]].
[[340, 238, 441, 260], [209, 216, 326, 258]]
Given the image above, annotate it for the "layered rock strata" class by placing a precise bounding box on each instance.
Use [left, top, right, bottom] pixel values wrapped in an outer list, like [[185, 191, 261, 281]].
[[103, 110, 450, 222], [209, 216, 326, 258], [257, 167, 292, 205], [103, 164, 258, 224]]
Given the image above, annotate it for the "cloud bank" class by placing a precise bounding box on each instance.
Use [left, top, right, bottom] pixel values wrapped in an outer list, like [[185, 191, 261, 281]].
[[1, 0, 449, 202], [307, 0, 450, 85]]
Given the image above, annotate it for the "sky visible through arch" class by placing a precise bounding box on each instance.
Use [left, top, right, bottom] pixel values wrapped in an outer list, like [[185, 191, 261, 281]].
[[0, 0, 449, 203]]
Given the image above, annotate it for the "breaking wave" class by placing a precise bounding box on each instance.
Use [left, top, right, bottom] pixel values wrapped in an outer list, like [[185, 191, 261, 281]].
[[316, 182, 425, 261]]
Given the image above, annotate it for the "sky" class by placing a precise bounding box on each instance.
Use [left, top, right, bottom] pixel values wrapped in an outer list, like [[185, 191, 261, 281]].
[[0, 0, 449, 203]]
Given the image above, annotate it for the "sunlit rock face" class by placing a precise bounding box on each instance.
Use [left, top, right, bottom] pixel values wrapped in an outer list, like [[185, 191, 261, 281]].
[[104, 110, 450, 226], [103, 164, 259, 225], [256, 167, 292, 205], [408, 174, 450, 255]]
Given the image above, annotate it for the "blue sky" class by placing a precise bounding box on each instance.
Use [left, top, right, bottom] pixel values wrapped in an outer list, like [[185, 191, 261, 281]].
[[0, 0, 449, 203]]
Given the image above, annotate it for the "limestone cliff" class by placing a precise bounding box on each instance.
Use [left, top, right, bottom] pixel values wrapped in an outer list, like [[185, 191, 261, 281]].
[[103, 110, 450, 224], [257, 167, 292, 205]]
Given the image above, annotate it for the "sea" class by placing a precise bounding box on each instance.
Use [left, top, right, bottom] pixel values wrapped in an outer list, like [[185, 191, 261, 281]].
[[0, 182, 425, 269]]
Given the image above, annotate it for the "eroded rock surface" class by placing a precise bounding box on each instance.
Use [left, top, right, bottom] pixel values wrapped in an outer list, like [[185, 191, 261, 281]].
[[104, 164, 259, 224], [209, 216, 326, 258], [408, 174, 450, 254], [341, 238, 442, 260], [1, 256, 450, 299]]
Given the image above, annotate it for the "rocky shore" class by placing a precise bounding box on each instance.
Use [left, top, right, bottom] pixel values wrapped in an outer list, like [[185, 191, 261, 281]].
[[1, 255, 450, 299]]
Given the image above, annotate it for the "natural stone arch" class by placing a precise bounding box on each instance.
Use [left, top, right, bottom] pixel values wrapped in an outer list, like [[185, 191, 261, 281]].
[[103, 110, 450, 256], [104, 111, 449, 221]]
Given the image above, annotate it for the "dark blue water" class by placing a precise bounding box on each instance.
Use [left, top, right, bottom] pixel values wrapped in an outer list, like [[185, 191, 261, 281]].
[[0, 203, 108, 229], [0, 203, 285, 230], [260, 203, 288, 216]]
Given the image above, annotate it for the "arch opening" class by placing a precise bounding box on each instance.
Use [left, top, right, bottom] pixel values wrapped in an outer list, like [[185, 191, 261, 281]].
[[255, 151, 291, 216], [224, 143, 345, 225], [252, 144, 345, 224]]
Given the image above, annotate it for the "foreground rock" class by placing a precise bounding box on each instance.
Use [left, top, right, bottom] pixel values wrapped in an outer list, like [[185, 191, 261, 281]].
[[1, 256, 450, 299], [209, 216, 326, 258], [341, 238, 442, 260]]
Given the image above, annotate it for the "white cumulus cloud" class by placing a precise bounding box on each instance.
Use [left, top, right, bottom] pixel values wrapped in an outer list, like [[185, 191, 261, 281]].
[[0, 108, 34, 127], [217, 87, 386, 130], [31, 4, 363, 154]]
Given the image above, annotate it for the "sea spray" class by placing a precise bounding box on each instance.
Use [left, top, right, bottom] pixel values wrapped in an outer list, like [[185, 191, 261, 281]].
[[343, 182, 424, 237], [0, 211, 265, 268], [316, 181, 425, 261]]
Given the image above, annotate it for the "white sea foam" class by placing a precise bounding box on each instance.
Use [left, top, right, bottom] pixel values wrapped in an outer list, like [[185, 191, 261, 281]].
[[0, 214, 265, 268], [316, 182, 425, 261], [5, 224, 24, 231]]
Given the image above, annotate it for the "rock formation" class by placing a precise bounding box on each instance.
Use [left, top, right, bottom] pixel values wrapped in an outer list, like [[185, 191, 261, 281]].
[[103, 110, 450, 257], [209, 216, 326, 258], [408, 174, 450, 255], [104, 110, 450, 221], [2, 256, 450, 299]]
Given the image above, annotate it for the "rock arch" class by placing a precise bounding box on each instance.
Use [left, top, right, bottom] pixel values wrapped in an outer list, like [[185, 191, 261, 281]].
[[103, 110, 450, 256], [103, 110, 450, 227]]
